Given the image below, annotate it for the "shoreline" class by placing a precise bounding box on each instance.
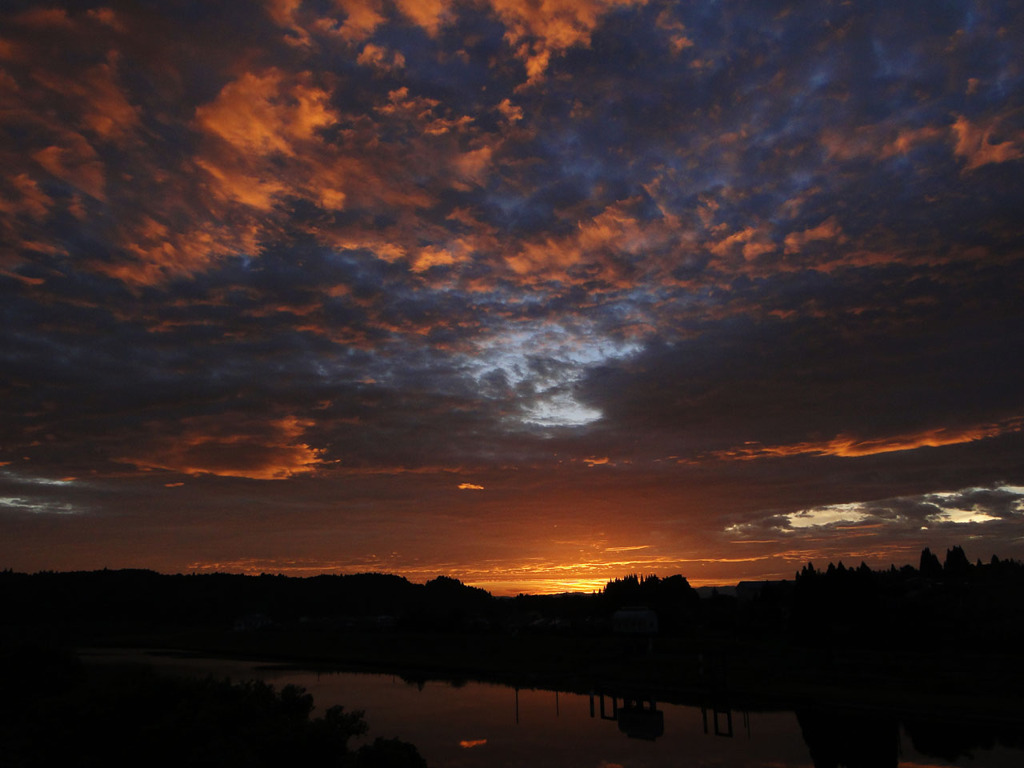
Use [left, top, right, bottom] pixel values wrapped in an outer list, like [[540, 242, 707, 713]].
[[71, 628, 1024, 728]]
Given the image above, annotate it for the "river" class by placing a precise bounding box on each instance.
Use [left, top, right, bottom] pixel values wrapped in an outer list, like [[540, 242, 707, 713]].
[[82, 649, 1024, 767]]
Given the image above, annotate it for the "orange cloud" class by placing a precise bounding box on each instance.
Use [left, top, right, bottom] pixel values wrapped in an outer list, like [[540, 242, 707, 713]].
[[195, 69, 334, 157], [952, 114, 1024, 171], [880, 125, 945, 158], [452, 145, 493, 187], [357, 43, 406, 72], [265, 0, 315, 46], [377, 87, 474, 135], [506, 197, 672, 283], [783, 216, 844, 254], [32, 132, 106, 201], [3, 19, 494, 288], [496, 98, 523, 122], [709, 226, 775, 261], [334, 0, 388, 41], [193, 156, 287, 212], [458, 483, 485, 490], [411, 244, 460, 272], [708, 418, 1024, 462], [394, 0, 450, 36], [820, 126, 879, 162], [11, 7, 75, 29], [0, 268, 45, 285], [86, 7, 124, 30], [0, 173, 53, 220], [102, 214, 259, 287], [656, 9, 694, 54], [822, 121, 948, 165], [488, 0, 647, 84], [459, 740, 487, 749], [267, 0, 449, 45], [31, 53, 139, 141], [119, 415, 324, 480], [265, 0, 639, 71]]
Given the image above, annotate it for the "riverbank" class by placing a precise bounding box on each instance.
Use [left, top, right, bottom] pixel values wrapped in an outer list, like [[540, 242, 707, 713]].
[[70, 626, 1024, 728]]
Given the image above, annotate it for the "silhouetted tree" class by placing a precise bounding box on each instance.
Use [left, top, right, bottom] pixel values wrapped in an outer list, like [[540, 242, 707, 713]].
[[353, 737, 429, 768], [797, 708, 900, 768], [943, 545, 972, 577], [919, 547, 943, 579], [0, 645, 424, 768], [601, 573, 699, 633]]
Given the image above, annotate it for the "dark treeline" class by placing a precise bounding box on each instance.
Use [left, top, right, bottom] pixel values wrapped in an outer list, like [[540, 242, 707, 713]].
[[0, 567, 700, 638], [3, 545, 1023, 648], [0, 570, 490, 634], [790, 545, 1024, 650]]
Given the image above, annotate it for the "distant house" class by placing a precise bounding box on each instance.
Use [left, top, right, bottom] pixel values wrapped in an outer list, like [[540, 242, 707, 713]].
[[736, 579, 791, 602], [735, 581, 768, 602], [233, 612, 272, 632], [612, 607, 658, 635]]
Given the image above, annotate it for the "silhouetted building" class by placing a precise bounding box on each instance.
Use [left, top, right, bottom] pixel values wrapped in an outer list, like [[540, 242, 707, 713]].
[[612, 607, 658, 635], [736, 580, 787, 602], [233, 613, 272, 631]]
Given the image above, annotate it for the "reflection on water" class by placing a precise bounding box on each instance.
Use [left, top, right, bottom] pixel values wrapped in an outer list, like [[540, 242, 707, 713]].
[[590, 693, 665, 741], [83, 650, 1024, 768], [798, 707, 900, 768], [250, 674, 802, 768]]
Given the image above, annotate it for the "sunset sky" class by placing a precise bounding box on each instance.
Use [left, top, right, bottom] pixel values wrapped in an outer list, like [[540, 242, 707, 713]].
[[2, 0, 1023, 595]]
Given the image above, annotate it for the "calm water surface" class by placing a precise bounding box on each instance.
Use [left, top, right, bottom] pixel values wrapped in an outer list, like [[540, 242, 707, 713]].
[[85, 649, 1023, 768]]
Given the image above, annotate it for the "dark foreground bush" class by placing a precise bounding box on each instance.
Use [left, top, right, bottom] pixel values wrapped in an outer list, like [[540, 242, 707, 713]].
[[0, 643, 425, 768]]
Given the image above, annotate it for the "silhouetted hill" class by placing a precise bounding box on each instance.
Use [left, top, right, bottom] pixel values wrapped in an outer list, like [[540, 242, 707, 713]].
[[0, 569, 493, 635]]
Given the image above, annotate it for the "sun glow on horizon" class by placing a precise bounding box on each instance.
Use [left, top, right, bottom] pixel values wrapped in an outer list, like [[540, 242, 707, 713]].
[[468, 577, 611, 596]]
